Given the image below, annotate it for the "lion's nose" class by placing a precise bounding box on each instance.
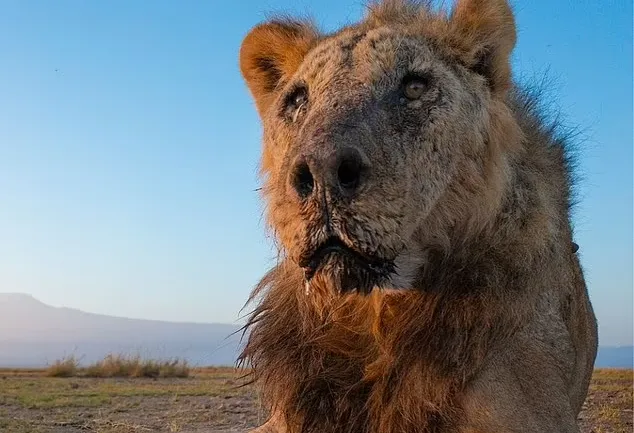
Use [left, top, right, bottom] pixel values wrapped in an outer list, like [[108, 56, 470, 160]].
[[289, 146, 369, 199]]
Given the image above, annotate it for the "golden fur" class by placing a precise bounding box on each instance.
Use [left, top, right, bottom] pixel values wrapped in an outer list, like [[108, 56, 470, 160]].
[[238, 1, 598, 432]]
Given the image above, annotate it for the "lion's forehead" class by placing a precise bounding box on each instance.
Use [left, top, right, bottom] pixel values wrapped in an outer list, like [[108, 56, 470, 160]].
[[296, 27, 436, 91]]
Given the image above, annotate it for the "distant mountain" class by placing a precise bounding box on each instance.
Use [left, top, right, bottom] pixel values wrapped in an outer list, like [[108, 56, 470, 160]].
[[0, 293, 631, 369], [0, 293, 243, 368], [595, 346, 633, 369]]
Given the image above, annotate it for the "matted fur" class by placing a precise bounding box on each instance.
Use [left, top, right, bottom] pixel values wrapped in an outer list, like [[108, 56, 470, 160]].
[[237, 1, 598, 432]]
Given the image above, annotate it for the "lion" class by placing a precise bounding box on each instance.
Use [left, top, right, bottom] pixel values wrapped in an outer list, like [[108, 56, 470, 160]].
[[237, 0, 598, 432]]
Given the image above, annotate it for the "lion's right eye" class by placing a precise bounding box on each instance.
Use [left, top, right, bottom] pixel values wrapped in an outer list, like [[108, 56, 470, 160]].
[[283, 85, 309, 122], [401, 73, 430, 101]]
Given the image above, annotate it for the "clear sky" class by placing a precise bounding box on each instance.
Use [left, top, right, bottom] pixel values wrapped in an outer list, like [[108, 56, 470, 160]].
[[0, 1, 631, 346]]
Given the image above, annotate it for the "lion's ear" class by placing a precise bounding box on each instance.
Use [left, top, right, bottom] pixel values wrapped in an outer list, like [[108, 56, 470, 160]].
[[240, 20, 318, 116], [449, 0, 516, 95]]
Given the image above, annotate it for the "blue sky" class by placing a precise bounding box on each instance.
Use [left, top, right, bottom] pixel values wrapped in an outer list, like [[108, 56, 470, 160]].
[[0, 1, 631, 346]]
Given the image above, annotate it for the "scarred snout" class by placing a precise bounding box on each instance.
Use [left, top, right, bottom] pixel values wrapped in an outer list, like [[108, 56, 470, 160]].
[[287, 145, 371, 201]]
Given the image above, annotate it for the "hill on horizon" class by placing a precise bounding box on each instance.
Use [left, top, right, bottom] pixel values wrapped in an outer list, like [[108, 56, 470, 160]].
[[0, 293, 631, 369], [0, 293, 243, 368]]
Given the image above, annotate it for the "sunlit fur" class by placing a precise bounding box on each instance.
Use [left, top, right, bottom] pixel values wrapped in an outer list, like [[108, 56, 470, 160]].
[[238, 1, 598, 432]]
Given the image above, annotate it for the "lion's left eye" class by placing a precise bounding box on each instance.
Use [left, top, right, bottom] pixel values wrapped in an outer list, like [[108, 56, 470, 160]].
[[402, 75, 429, 100]]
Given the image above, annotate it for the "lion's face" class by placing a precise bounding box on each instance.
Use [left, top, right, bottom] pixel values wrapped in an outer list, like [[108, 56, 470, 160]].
[[241, 1, 519, 294]]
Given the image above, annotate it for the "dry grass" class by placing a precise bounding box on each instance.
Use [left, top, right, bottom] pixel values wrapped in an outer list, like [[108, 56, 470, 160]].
[[46, 355, 79, 378], [83, 354, 190, 378], [46, 354, 190, 379], [1, 368, 630, 432], [579, 369, 633, 433], [0, 366, 257, 433]]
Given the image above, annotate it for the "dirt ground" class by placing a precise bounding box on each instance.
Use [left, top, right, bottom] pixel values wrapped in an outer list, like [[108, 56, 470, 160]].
[[0, 368, 631, 433]]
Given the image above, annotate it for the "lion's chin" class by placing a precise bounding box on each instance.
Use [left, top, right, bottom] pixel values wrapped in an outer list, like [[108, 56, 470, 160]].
[[304, 253, 394, 295]]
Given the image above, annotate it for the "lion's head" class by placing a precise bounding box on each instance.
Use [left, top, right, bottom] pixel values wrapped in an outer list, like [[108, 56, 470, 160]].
[[240, 0, 522, 294]]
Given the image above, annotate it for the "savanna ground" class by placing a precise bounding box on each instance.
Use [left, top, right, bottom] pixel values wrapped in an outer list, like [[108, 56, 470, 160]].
[[0, 368, 631, 433]]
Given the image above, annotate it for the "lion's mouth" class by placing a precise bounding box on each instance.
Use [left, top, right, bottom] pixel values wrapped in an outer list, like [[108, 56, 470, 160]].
[[299, 237, 396, 294]]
